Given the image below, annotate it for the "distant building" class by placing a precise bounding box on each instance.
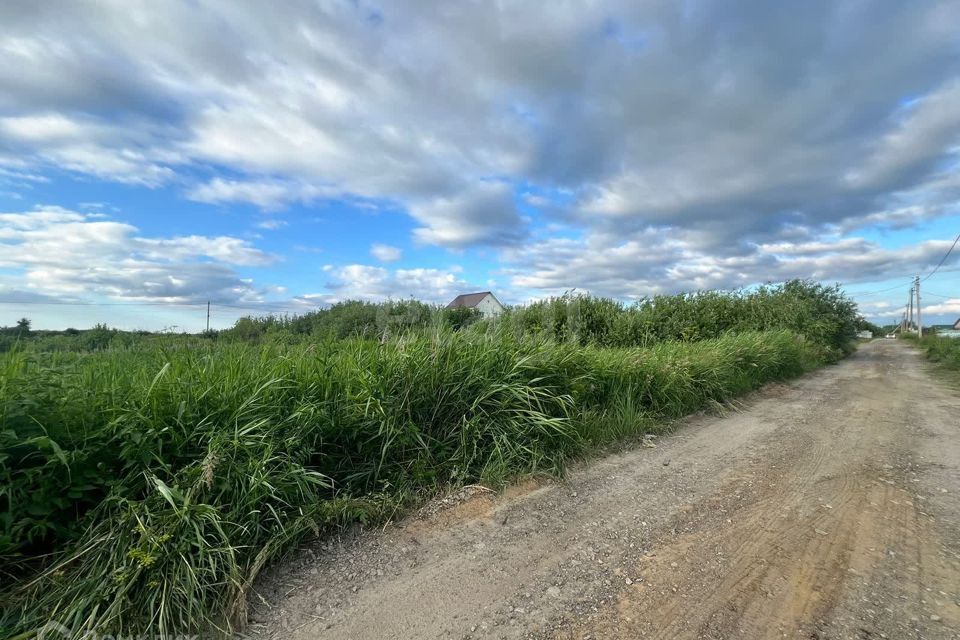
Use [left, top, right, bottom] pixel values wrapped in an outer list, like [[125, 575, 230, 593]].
[[445, 291, 505, 318], [857, 330, 873, 340], [954, 318, 960, 330]]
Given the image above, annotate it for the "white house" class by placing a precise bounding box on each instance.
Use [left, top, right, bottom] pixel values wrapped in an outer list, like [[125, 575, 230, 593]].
[[445, 291, 505, 318]]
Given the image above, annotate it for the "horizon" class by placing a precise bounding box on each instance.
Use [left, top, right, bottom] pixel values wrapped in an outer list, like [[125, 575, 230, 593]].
[[2, 2, 960, 331], [6, 286, 952, 335]]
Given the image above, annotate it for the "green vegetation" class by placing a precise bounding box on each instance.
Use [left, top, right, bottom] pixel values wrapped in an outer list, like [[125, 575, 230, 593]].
[[0, 281, 859, 637], [4, 280, 857, 356], [855, 317, 883, 337], [907, 332, 960, 375], [0, 322, 156, 354]]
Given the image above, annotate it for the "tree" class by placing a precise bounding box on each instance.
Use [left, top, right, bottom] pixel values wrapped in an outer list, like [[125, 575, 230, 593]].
[[854, 316, 882, 336], [15, 317, 31, 335]]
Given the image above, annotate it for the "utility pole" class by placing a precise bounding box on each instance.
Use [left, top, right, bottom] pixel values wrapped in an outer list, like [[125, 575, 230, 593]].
[[908, 286, 914, 330], [206, 301, 211, 333], [915, 275, 922, 338]]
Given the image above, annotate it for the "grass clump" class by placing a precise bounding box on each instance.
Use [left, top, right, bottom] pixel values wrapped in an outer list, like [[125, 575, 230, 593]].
[[905, 333, 960, 380]]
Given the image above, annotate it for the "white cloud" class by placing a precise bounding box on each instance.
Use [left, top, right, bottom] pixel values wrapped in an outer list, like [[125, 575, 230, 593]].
[[845, 81, 960, 190], [0, 112, 179, 186], [0, 113, 86, 141], [857, 297, 960, 321], [0, 166, 49, 183], [256, 219, 288, 230], [912, 297, 960, 318], [504, 228, 960, 301], [136, 235, 274, 266], [11, 2, 958, 250], [409, 183, 525, 247], [1, 0, 960, 307], [317, 264, 470, 304], [370, 243, 402, 262], [186, 177, 338, 210], [0, 206, 276, 303]]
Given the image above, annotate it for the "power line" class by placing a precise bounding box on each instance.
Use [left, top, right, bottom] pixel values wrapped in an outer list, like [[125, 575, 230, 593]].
[[854, 280, 915, 296], [921, 232, 960, 282], [849, 232, 959, 299]]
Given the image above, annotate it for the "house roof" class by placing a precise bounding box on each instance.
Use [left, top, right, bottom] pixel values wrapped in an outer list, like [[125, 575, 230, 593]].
[[954, 317, 960, 329], [446, 291, 494, 309]]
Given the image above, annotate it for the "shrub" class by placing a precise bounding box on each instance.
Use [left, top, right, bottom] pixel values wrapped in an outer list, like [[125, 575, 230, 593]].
[[442, 306, 482, 330]]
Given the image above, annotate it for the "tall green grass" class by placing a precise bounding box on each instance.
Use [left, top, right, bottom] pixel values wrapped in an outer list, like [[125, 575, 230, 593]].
[[0, 328, 826, 637], [494, 280, 858, 354], [2, 279, 862, 637], [906, 333, 960, 374]]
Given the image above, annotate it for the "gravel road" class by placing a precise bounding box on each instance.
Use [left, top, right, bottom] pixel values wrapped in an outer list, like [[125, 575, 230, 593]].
[[248, 340, 960, 639]]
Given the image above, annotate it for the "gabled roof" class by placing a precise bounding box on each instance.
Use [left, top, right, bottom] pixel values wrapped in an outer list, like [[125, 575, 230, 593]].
[[953, 317, 960, 330], [446, 291, 494, 309]]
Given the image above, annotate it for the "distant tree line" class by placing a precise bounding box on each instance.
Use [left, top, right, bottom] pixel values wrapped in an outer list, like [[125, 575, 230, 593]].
[[1, 280, 864, 358]]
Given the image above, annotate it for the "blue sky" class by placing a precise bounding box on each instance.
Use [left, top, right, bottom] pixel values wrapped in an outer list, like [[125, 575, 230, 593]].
[[1, 0, 960, 331]]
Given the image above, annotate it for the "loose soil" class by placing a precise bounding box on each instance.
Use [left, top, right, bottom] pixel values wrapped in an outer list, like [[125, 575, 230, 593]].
[[248, 340, 960, 639]]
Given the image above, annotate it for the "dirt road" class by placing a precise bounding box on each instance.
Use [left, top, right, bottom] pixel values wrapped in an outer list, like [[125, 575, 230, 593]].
[[249, 340, 960, 639]]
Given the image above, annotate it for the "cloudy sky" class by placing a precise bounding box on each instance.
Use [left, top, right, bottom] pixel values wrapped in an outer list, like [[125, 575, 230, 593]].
[[2, 0, 960, 331]]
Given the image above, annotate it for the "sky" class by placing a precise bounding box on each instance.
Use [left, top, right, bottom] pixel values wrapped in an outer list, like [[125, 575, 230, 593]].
[[1, 0, 960, 332]]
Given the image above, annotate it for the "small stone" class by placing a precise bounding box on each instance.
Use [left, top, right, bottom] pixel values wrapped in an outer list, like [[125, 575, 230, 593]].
[[546, 586, 561, 598], [663, 460, 671, 466], [625, 577, 633, 585], [930, 614, 941, 622]]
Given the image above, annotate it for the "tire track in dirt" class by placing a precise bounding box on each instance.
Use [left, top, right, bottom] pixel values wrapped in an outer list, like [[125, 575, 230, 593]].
[[559, 342, 959, 639]]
